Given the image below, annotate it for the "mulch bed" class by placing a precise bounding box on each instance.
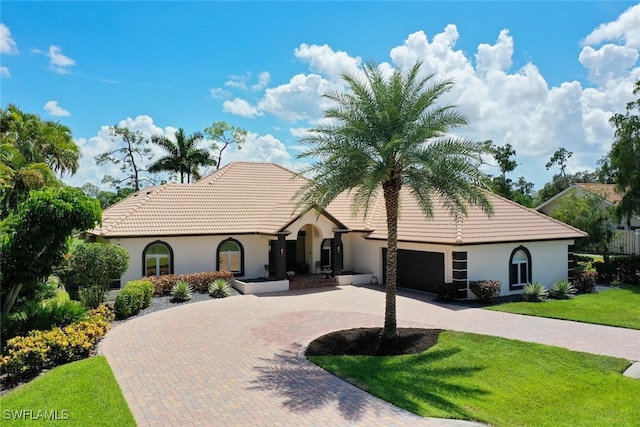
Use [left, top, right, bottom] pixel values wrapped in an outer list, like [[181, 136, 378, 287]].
[[305, 327, 443, 357]]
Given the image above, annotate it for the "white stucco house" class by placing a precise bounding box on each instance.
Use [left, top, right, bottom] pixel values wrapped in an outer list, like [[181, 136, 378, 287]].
[[87, 162, 587, 298]]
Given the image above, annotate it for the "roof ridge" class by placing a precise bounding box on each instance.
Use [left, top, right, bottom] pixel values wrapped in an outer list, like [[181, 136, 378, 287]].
[[99, 185, 170, 236], [197, 162, 236, 185]]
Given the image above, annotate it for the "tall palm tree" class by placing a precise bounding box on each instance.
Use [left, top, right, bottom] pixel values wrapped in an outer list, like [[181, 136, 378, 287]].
[[149, 128, 215, 183], [296, 61, 493, 338]]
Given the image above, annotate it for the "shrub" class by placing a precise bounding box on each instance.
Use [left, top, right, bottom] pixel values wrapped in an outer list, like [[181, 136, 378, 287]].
[[126, 280, 154, 309], [89, 304, 115, 323], [435, 282, 458, 301], [522, 282, 548, 302], [1, 300, 87, 351], [572, 268, 597, 293], [71, 243, 130, 308], [0, 317, 109, 383], [209, 279, 231, 299], [549, 280, 576, 299], [146, 271, 234, 296], [610, 255, 640, 285], [171, 281, 192, 302], [469, 280, 501, 302], [79, 284, 107, 309]]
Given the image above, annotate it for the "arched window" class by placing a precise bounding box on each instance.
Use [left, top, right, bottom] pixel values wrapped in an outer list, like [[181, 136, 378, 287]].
[[509, 246, 532, 290], [143, 241, 173, 277], [217, 238, 244, 276]]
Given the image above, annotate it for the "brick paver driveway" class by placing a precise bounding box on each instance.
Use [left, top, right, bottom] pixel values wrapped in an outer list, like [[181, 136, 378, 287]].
[[101, 285, 640, 426]]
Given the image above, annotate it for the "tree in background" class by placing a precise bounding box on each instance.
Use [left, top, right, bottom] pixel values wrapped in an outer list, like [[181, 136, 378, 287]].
[[545, 147, 573, 187], [608, 80, 640, 223], [204, 121, 247, 170], [79, 183, 134, 209], [0, 105, 80, 216], [149, 128, 215, 183], [296, 61, 492, 338], [550, 191, 615, 259], [513, 176, 535, 207], [1, 187, 101, 313], [487, 142, 517, 199], [95, 126, 154, 191]]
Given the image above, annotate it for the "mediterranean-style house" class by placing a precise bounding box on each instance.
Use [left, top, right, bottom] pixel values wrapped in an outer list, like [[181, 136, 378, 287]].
[[536, 183, 640, 254], [87, 162, 587, 298]]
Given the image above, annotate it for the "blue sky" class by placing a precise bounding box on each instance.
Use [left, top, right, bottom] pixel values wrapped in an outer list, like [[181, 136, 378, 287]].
[[2, 1, 640, 191]]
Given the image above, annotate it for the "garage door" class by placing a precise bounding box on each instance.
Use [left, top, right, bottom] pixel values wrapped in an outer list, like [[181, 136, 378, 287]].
[[382, 249, 444, 293]]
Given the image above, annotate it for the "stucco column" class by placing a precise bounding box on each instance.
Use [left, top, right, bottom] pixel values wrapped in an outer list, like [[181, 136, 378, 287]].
[[274, 232, 289, 280], [331, 230, 348, 275]]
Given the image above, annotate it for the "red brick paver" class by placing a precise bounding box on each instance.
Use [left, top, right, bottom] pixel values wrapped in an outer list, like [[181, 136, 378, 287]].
[[101, 286, 640, 426]]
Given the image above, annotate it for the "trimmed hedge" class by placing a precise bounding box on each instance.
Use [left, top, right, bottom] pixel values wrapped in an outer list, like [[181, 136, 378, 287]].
[[610, 255, 640, 285], [145, 271, 234, 296], [114, 280, 153, 320], [0, 306, 112, 383]]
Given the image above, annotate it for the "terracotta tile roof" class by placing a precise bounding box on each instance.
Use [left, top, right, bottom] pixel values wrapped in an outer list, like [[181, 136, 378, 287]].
[[575, 183, 623, 205], [90, 162, 587, 243]]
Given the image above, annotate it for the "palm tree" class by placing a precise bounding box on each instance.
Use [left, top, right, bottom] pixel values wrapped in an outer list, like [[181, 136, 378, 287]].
[[149, 128, 215, 183], [296, 61, 493, 338]]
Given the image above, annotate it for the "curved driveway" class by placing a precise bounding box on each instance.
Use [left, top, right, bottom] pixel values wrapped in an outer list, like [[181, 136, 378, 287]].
[[101, 285, 640, 426]]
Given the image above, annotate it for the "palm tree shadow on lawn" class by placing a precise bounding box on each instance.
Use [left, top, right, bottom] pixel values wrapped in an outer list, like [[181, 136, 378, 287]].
[[250, 328, 488, 422]]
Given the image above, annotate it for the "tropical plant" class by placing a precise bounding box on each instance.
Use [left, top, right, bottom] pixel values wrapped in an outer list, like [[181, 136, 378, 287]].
[[295, 61, 492, 338], [149, 128, 215, 183], [95, 125, 154, 191], [548, 280, 576, 299], [208, 279, 231, 299], [204, 121, 247, 170], [608, 79, 640, 223], [522, 282, 549, 302], [70, 243, 130, 309], [170, 280, 192, 302], [0, 105, 80, 216], [0, 187, 101, 313]]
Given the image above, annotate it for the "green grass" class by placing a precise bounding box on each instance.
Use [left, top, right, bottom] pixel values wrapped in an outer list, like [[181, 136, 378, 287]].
[[0, 356, 135, 426], [309, 331, 639, 426], [487, 284, 640, 329]]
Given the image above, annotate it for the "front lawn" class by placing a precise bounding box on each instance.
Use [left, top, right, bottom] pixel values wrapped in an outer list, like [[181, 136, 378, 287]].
[[486, 284, 640, 329], [0, 356, 135, 426], [309, 331, 639, 426]]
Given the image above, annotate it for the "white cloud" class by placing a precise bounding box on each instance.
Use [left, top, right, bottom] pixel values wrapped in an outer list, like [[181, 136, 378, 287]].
[[32, 45, 76, 74], [579, 44, 638, 85], [210, 87, 231, 99], [44, 100, 71, 117], [0, 66, 10, 77], [0, 23, 18, 54], [252, 71, 270, 90], [583, 3, 640, 48], [222, 98, 261, 118], [257, 73, 338, 121], [475, 29, 513, 74], [294, 43, 361, 80]]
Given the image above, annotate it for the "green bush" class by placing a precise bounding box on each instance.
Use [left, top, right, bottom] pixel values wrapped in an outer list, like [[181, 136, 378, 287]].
[[126, 280, 153, 309], [79, 284, 107, 309], [71, 243, 130, 308], [209, 279, 231, 299], [113, 280, 152, 320], [522, 282, 548, 302], [469, 280, 501, 302], [610, 255, 640, 284], [1, 300, 87, 352], [171, 281, 192, 302], [146, 271, 234, 296], [548, 280, 576, 299]]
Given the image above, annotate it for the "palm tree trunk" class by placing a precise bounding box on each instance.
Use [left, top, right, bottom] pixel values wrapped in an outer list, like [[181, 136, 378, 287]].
[[382, 178, 401, 338]]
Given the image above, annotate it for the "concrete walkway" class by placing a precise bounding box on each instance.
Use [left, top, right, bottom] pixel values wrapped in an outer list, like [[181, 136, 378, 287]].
[[101, 285, 640, 426]]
